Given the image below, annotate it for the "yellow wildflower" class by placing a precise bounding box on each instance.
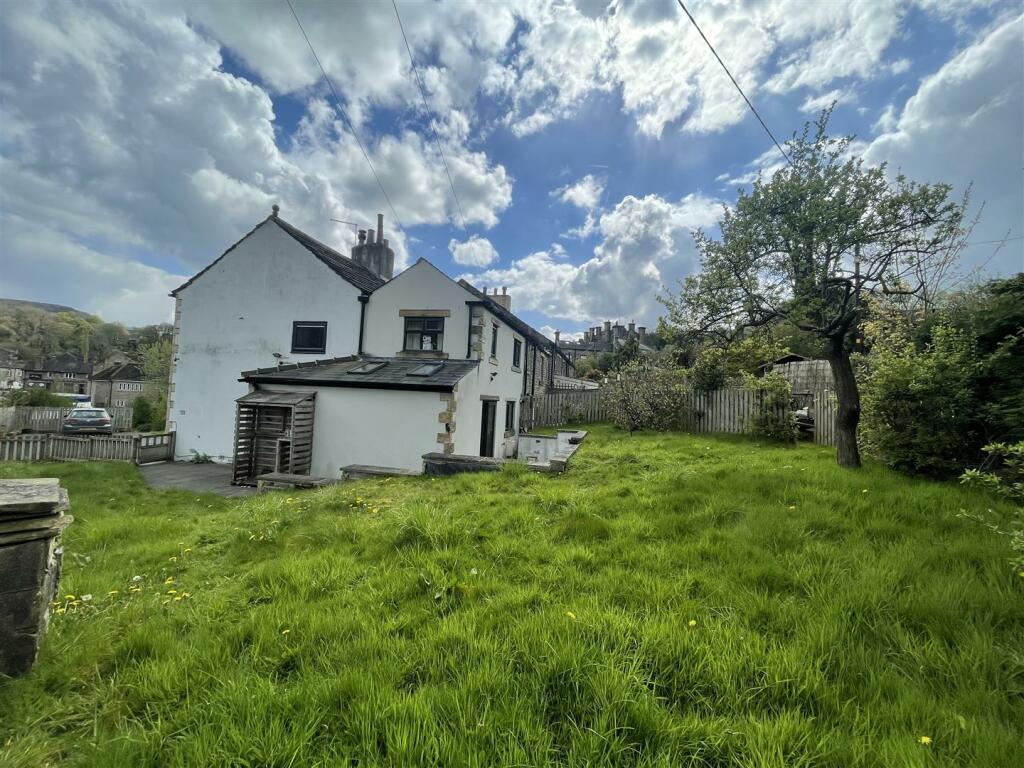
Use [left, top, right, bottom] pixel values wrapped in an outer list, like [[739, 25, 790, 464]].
[[183, 548, 192, 553], [688, 619, 697, 627], [862, 489, 868, 493], [169, 556, 178, 562], [788, 505, 796, 511], [566, 611, 577, 621], [108, 590, 119, 595], [164, 577, 174, 584], [281, 628, 291, 635], [64, 594, 75, 600], [919, 736, 932, 746]]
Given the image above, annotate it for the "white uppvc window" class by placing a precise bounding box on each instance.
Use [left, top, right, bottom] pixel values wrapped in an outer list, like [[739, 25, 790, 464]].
[[117, 382, 144, 391], [114, 399, 127, 407]]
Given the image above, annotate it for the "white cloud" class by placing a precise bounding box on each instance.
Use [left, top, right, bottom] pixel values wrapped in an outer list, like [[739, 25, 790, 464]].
[[800, 88, 857, 114], [0, 0, 513, 322], [865, 14, 1024, 274], [462, 192, 720, 324], [449, 235, 499, 267], [552, 174, 606, 209]]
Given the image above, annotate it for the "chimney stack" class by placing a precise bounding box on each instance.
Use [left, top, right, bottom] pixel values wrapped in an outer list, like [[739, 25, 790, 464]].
[[638, 326, 647, 344], [604, 320, 612, 343], [628, 320, 636, 334], [491, 286, 512, 311], [554, 330, 561, 344], [350, 213, 395, 280]]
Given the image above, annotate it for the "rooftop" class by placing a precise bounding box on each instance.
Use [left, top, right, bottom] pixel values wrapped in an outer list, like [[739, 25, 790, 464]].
[[240, 356, 479, 392]]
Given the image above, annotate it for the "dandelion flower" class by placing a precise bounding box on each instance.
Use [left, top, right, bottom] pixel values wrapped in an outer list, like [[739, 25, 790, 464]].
[[281, 628, 290, 635], [164, 577, 174, 584], [862, 489, 868, 494], [788, 505, 796, 511], [108, 590, 119, 595], [169, 556, 178, 562], [566, 611, 577, 621], [184, 548, 192, 553], [919, 736, 932, 745], [64, 594, 75, 600], [688, 619, 697, 627]]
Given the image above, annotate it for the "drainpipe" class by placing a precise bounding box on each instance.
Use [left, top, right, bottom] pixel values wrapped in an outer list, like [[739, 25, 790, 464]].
[[357, 294, 369, 355]]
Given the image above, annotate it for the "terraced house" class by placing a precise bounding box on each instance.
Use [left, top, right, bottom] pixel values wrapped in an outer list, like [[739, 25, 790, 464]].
[[168, 207, 575, 479]]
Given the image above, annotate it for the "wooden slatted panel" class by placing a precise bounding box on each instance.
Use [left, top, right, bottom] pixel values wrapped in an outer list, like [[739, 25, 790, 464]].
[[232, 403, 257, 485]]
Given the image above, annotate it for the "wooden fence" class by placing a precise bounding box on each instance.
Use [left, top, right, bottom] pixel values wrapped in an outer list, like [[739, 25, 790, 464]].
[[521, 389, 604, 431], [0, 406, 134, 433], [0, 432, 174, 464], [520, 386, 838, 445]]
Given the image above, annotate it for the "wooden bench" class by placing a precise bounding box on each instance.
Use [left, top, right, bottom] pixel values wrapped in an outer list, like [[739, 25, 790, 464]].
[[255, 473, 332, 492]]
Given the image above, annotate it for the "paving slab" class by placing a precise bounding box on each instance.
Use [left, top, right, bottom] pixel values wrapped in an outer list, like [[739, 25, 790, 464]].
[[139, 462, 255, 498]]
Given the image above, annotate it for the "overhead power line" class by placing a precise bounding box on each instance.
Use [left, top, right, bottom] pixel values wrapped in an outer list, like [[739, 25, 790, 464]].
[[391, 0, 468, 232], [284, 0, 403, 232], [675, 0, 793, 168]]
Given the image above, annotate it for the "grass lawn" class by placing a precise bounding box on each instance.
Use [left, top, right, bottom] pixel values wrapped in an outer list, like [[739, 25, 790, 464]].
[[1, 426, 1021, 767]]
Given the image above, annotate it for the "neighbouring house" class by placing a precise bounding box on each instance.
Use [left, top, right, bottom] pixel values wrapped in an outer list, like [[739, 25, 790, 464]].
[[22, 356, 91, 395], [555, 320, 653, 365], [90, 362, 146, 408], [169, 206, 580, 476], [0, 348, 25, 391]]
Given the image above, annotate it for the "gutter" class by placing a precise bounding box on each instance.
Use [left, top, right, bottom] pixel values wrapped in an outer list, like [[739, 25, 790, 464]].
[[357, 293, 369, 354]]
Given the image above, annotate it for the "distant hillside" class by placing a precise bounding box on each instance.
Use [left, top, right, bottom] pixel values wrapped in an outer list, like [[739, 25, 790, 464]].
[[0, 297, 171, 365], [0, 298, 93, 317]]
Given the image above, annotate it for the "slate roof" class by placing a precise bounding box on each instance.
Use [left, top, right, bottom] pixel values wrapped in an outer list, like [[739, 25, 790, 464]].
[[240, 356, 479, 392], [171, 214, 386, 296], [24, 355, 91, 375], [91, 362, 144, 382]]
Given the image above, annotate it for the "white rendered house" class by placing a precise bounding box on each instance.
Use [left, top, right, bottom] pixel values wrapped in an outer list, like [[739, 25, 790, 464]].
[[169, 207, 576, 476], [168, 209, 387, 460]]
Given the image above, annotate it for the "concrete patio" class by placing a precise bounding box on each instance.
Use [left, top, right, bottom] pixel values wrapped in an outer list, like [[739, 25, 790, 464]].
[[139, 461, 255, 498]]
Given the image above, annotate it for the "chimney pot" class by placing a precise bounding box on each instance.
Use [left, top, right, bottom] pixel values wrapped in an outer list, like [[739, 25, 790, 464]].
[[502, 286, 507, 295], [376, 213, 384, 244], [367, 229, 375, 245]]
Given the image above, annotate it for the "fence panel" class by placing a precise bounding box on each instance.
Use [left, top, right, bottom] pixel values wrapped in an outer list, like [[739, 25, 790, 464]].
[[521, 389, 605, 430], [520, 385, 837, 445], [0, 432, 174, 464], [0, 406, 133, 433]]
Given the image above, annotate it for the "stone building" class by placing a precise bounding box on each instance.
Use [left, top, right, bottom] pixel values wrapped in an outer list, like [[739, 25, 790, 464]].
[[554, 320, 653, 365]]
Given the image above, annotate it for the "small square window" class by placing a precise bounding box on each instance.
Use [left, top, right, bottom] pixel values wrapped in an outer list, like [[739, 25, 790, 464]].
[[292, 321, 328, 354], [404, 317, 444, 351]]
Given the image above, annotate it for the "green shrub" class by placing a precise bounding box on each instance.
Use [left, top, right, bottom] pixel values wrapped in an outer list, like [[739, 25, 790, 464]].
[[1, 389, 73, 407], [602, 361, 688, 434], [959, 442, 1023, 573], [689, 347, 728, 393], [742, 371, 797, 443], [860, 323, 980, 476]]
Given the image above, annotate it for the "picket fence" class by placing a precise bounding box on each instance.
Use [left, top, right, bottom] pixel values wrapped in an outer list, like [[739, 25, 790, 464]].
[[0, 432, 175, 464], [0, 406, 134, 433], [520, 386, 838, 445]]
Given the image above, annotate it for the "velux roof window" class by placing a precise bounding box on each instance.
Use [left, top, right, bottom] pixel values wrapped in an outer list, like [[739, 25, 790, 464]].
[[350, 361, 387, 375], [407, 362, 444, 377]]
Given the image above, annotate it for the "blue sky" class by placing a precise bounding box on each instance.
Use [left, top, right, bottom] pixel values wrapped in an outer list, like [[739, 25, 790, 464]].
[[2, 1, 1021, 334]]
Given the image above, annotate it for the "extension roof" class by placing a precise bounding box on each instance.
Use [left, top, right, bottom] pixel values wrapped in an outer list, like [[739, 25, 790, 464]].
[[239, 356, 478, 393], [91, 362, 144, 382], [171, 214, 386, 297]]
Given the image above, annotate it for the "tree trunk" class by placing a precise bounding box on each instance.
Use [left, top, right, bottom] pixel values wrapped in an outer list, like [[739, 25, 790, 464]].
[[826, 341, 862, 468]]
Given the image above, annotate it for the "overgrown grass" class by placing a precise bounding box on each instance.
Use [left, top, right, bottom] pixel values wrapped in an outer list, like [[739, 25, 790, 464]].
[[1, 426, 1021, 767]]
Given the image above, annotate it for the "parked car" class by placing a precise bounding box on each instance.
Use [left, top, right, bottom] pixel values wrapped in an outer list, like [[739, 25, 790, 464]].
[[61, 408, 113, 435]]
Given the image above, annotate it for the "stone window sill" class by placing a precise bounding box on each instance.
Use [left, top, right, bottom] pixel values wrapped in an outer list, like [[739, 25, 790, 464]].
[[397, 350, 449, 359]]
